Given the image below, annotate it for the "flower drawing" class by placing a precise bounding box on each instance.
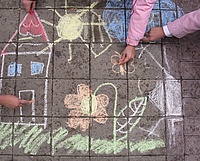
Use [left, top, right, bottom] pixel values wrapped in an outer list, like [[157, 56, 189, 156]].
[[111, 51, 135, 75], [64, 84, 109, 131]]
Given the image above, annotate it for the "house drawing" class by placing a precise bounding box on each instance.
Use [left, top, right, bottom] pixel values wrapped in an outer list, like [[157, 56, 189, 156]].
[[0, 11, 52, 129]]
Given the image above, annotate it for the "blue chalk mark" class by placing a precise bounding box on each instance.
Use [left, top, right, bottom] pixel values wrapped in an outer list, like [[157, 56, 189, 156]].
[[105, 0, 124, 8], [8, 62, 22, 77], [103, 9, 125, 42], [102, 0, 184, 42], [31, 62, 44, 75], [160, 0, 184, 26], [160, 0, 176, 9]]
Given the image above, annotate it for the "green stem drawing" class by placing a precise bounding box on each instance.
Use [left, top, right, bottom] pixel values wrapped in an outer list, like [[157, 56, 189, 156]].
[[94, 82, 118, 154]]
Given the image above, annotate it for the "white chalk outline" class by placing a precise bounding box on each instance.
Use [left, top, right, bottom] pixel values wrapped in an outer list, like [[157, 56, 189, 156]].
[[0, 11, 51, 129]]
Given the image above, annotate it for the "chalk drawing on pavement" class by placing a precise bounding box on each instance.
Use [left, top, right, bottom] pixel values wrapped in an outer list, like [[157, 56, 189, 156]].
[[0, 10, 52, 129], [103, 0, 184, 42], [64, 84, 109, 132], [41, 0, 113, 63]]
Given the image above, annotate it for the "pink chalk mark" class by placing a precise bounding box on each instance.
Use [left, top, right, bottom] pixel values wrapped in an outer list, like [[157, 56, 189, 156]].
[[19, 11, 49, 41], [1, 11, 49, 56], [1, 30, 18, 56]]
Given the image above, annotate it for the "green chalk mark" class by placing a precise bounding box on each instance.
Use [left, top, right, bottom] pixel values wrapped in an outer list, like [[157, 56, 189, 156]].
[[0, 124, 12, 149], [52, 127, 69, 154], [27, 133, 50, 155], [94, 83, 118, 154], [14, 124, 30, 146], [19, 126, 39, 148], [68, 135, 89, 154], [25, 126, 43, 147], [0, 124, 11, 140], [128, 97, 147, 132], [130, 139, 165, 153], [0, 124, 165, 155], [55, 134, 89, 154], [91, 138, 127, 154], [116, 105, 128, 117]]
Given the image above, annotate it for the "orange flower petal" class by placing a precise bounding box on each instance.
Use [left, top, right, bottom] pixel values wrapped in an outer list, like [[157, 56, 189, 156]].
[[94, 108, 108, 124], [80, 118, 90, 131], [96, 94, 109, 108], [64, 94, 81, 109], [77, 84, 90, 99]]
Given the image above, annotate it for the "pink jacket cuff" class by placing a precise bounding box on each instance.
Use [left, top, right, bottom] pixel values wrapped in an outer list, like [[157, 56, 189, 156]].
[[126, 38, 139, 46]]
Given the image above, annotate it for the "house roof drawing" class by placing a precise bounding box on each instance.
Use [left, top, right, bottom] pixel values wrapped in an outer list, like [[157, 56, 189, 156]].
[[1, 11, 50, 55]]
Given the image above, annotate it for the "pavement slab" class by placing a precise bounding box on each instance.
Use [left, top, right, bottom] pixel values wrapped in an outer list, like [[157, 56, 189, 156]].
[[0, 0, 199, 160]]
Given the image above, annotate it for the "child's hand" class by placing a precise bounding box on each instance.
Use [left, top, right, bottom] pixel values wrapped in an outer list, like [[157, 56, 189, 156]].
[[22, 0, 36, 13], [142, 27, 165, 42], [119, 45, 135, 65], [0, 95, 29, 109]]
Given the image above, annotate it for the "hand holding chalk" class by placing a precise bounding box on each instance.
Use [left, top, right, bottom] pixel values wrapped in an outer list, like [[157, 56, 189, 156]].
[[0, 95, 30, 109], [119, 45, 135, 65]]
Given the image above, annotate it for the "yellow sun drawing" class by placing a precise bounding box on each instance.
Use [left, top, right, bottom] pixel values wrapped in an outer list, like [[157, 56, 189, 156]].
[[40, 0, 113, 62]]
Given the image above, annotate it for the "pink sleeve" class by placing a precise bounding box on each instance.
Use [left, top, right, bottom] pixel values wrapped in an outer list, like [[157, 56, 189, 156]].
[[0, 95, 2, 105], [167, 9, 200, 38], [126, 0, 156, 46]]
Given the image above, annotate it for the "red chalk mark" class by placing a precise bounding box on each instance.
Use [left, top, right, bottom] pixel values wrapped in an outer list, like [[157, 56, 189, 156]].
[[1, 11, 49, 56], [19, 11, 49, 41]]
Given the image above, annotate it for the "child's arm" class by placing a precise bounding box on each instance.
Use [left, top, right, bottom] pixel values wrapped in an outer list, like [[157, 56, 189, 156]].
[[119, 0, 156, 65], [142, 9, 200, 42], [22, 0, 36, 13], [0, 95, 29, 109], [167, 8, 200, 38]]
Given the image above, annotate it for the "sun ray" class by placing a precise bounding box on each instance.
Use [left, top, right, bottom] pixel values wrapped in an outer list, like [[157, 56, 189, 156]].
[[41, 19, 54, 27], [90, 1, 99, 9], [39, 1, 112, 61], [55, 10, 62, 18], [19, 37, 33, 41], [68, 43, 72, 63], [54, 37, 63, 44], [65, 0, 67, 14]]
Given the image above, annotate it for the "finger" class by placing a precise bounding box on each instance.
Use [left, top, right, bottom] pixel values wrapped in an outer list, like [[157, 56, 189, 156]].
[[120, 53, 126, 61], [144, 32, 150, 37], [118, 60, 126, 65], [119, 57, 129, 65], [32, 2, 36, 10], [119, 54, 126, 65], [119, 57, 131, 65], [141, 37, 150, 42], [19, 99, 30, 105], [25, 4, 31, 12]]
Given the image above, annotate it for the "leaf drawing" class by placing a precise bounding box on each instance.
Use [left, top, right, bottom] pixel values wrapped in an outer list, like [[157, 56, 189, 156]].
[[116, 97, 147, 141]]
